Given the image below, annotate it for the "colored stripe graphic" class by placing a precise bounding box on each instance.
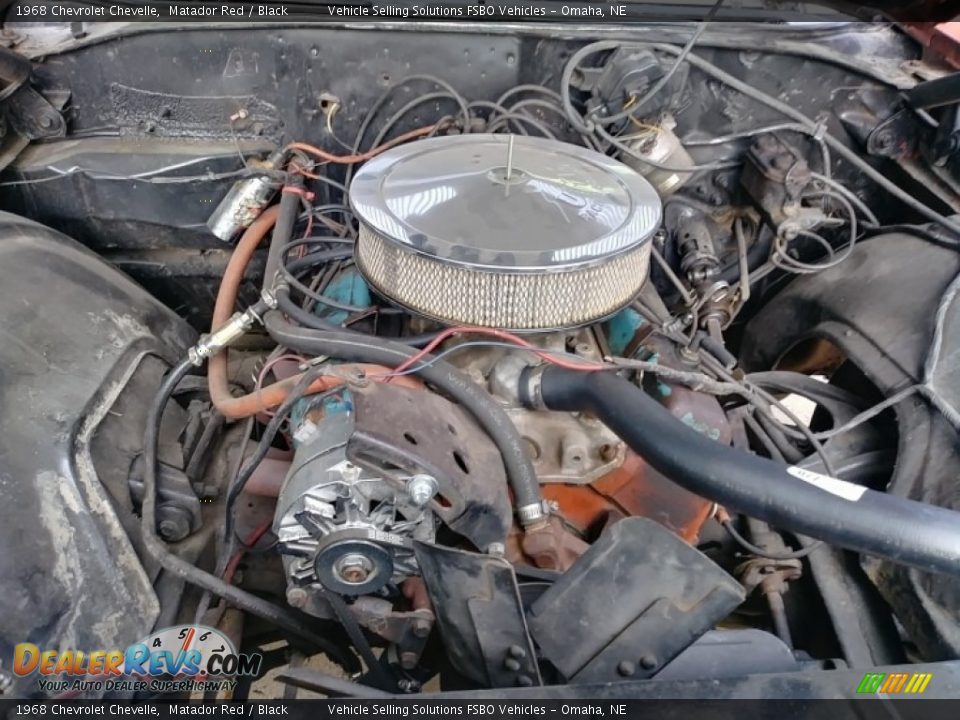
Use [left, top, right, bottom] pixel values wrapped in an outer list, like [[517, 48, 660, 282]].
[[857, 672, 932, 694]]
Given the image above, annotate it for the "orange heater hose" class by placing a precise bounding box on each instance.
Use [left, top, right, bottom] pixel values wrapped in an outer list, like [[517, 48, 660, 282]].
[[206, 204, 412, 419]]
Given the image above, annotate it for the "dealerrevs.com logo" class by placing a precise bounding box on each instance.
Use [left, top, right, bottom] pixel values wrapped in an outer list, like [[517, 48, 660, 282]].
[[12, 625, 262, 694]]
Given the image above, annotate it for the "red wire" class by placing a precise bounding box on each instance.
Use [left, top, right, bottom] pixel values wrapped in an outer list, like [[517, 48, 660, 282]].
[[296, 199, 314, 259], [223, 519, 274, 585], [286, 122, 446, 165], [280, 185, 315, 202], [254, 354, 308, 417], [382, 326, 605, 382], [303, 212, 314, 242]]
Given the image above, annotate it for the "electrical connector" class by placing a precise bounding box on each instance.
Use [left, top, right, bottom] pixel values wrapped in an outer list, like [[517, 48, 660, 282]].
[[188, 302, 266, 366]]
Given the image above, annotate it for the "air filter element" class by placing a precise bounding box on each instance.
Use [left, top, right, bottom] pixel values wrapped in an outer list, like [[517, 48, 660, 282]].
[[349, 134, 662, 330]]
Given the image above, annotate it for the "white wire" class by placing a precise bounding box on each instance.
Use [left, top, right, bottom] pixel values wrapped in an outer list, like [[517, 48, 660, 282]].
[[0, 154, 257, 187], [810, 172, 879, 225], [772, 192, 859, 274]]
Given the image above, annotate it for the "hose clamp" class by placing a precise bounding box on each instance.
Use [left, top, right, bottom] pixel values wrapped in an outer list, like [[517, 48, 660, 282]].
[[517, 501, 549, 528], [260, 288, 279, 309], [517, 364, 546, 411]]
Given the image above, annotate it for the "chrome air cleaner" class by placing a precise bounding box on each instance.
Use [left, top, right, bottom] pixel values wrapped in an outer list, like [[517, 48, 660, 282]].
[[349, 134, 662, 330]]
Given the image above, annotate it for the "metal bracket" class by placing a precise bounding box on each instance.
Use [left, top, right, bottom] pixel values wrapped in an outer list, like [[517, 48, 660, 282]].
[[866, 108, 919, 159], [0, 46, 66, 169], [414, 542, 541, 688], [347, 381, 512, 551], [528, 517, 745, 683], [127, 456, 202, 542], [5, 85, 66, 140]]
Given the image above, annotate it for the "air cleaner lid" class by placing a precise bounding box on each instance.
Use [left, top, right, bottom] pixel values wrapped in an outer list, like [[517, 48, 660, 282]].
[[349, 134, 661, 272]]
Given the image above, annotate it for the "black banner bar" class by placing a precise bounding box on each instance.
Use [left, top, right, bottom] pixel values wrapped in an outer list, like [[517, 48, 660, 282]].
[[0, 0, 888, 23], [4, 700, 960, 720], [4, 0, 959, 24]]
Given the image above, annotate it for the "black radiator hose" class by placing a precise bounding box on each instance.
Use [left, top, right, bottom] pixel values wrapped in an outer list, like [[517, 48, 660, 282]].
[[263, 175, 303, 288], [524, 366, 960, 577]]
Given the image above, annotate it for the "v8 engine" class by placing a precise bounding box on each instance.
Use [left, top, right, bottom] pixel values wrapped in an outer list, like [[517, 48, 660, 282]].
[[3, 16, 960, 702]]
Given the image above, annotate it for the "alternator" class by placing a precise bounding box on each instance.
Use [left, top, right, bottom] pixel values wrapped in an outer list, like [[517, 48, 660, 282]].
[[274, 392, 437, 604]]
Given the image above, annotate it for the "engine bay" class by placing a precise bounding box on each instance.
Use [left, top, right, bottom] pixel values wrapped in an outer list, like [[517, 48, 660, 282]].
[[1, 15, 960, 700]]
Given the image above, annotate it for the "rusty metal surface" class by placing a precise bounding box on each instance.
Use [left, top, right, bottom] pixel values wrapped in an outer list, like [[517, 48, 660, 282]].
[[348, 381, 512, 551], [109, 82, 281, 140], [505, 407, 626, 485], [540, 454, 714, 546], [349, 595, 434, 670], [505, 516, 590, 572], [541, 380, 729, 547]]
